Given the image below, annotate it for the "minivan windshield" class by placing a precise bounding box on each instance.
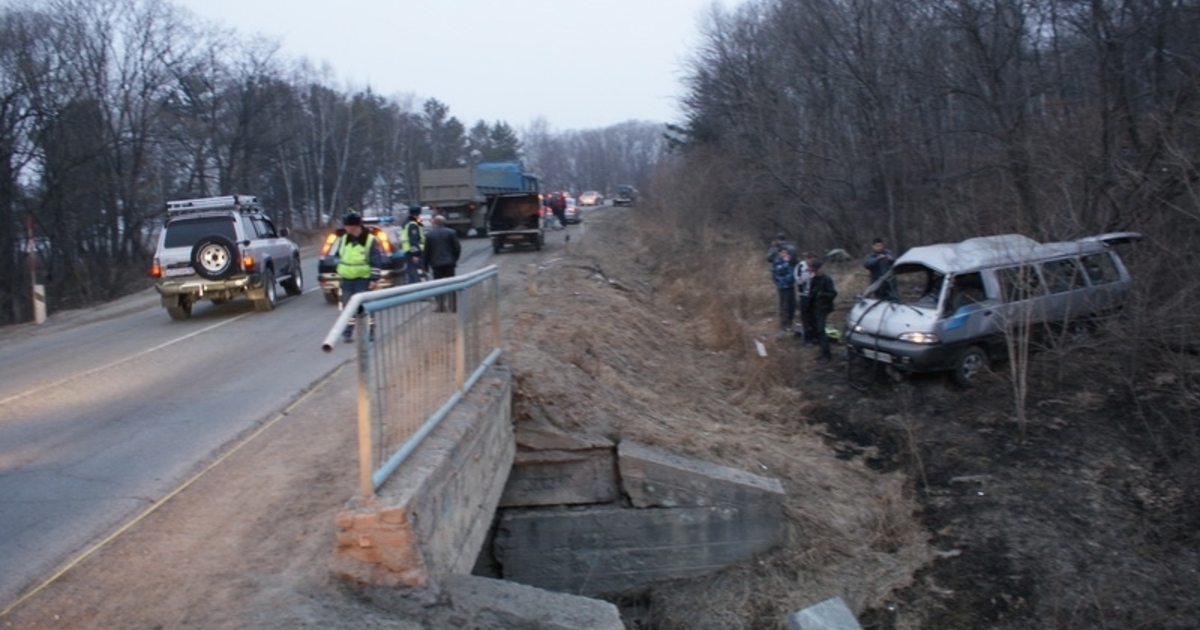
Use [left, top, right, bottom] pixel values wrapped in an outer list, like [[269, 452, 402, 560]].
[[879, 264, 945, 308]]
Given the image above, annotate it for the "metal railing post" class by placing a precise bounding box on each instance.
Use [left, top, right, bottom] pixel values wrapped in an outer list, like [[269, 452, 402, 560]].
[[455, 291, 467, 390], [355, 311, 374, 501], [491, 275, 501, 351]]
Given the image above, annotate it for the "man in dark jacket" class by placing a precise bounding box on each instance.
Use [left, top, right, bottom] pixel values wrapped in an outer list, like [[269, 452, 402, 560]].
[[423, 214, 462, 312], [809, 260, 838, 361], [863, 237, 896, 299]]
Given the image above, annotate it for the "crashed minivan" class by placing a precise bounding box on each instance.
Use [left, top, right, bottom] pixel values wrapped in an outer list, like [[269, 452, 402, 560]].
[[843, 232, 1140, 386]]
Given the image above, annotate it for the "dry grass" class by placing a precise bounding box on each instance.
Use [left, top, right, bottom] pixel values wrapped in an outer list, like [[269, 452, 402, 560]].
[[500, 205, 933, 628]]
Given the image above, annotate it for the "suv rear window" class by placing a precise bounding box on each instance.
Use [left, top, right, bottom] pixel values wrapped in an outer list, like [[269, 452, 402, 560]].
[[164, 216, 237, 248]]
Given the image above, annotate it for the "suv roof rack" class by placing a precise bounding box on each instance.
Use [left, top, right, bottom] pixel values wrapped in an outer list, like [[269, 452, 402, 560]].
[[166, 194, 260, 216]]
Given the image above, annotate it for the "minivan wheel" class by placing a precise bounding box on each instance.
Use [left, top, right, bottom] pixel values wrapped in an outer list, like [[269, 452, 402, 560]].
[[952, 346, 988, 388]]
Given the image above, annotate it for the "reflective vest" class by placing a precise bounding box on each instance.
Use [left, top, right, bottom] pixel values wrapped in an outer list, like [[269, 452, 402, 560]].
[[401, 220, 425, 253], [337, 234, 375, 280]]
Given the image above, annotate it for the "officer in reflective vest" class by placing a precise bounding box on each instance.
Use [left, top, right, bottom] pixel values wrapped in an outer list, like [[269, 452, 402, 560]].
[[400, 206, 426, 285], [337, 212, 384, 343]]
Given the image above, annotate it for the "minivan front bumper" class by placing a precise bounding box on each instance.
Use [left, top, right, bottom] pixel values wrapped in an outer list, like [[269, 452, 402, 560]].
[[843, 332, 961, 373]]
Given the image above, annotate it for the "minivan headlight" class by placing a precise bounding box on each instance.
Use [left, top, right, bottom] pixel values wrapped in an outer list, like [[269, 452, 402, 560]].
[[898, 331, 939, 344]]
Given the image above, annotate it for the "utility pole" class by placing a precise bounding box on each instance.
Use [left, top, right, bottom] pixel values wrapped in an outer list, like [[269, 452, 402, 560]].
[[26, 214, 45, 324]]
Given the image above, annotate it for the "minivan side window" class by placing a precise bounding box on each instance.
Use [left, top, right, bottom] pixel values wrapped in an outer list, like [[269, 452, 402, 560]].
[[1041, 258, 1085, 293], [1081, 252, 1119, 285], [996, 265, 1045, 302]]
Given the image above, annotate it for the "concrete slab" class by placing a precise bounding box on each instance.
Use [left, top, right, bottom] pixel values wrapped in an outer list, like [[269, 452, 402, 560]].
[[618, 440, 785, 510], [499, 447, 618, 508], [786, 596, 864, 630], [494, 504, 781, 597], [357, 575, 624, 630]]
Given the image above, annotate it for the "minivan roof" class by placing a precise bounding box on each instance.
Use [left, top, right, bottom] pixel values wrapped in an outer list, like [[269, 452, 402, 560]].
[[895, 232, 1139, 274]]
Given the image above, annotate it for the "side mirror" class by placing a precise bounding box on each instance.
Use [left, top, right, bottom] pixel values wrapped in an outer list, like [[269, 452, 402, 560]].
[[279, 227, 290, 237]]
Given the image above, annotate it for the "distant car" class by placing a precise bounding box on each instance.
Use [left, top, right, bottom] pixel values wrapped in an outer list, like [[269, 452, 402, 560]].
[[578, 190, 602, 206], [563, 197, 582, 224], [316, 216, 404, 304], [611, 185, 636, 207]]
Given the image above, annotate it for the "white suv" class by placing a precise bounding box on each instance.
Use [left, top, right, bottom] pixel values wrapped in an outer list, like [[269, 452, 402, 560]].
[[151, 195, 303, 320]]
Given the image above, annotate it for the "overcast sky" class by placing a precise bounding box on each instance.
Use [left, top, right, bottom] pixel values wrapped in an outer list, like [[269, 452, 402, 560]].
[[173, 0, 732, 131]]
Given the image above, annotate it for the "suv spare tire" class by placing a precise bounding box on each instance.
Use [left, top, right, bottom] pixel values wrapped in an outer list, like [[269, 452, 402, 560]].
[[191, 235, 239, 280]]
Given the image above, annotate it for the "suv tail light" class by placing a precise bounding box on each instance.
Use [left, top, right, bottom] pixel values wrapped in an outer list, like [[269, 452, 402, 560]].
[[242, 253, 256, 271], [375, 229, 393, 255], [150, 259, 162, 278], [319, 232, 338, 256]]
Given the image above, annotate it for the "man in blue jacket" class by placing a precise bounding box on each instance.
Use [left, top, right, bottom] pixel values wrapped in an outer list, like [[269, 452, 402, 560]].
[[771, 246, 797, 335]]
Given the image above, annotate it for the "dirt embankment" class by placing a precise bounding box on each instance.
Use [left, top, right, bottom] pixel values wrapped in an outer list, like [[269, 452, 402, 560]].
[[4, 205, 1198, 629]]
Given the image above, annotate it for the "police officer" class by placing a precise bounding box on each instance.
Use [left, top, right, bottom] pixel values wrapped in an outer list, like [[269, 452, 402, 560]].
[[337, 212, 385, 343], [400, 206, 426, 285]]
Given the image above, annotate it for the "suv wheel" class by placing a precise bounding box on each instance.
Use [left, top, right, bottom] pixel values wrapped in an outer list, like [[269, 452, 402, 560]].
[[282, 256, 304, 296], [191, 235, 239, 280], [253, 268, 277, 312], [166, 296, 192, 320]]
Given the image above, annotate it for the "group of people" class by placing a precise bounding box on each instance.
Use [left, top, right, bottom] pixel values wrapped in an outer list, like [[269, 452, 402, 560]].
[[766, 233, 898, 363], [336, 206, 462, 343], [767, 232, 838, 362]]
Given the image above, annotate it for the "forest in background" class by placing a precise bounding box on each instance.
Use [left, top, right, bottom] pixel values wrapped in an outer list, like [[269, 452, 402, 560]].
[[0, 0, 666, 322], [654, 0, 1199, 372]]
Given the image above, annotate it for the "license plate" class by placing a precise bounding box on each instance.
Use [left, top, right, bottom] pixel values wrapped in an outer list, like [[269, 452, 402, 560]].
[[448, 212, 461, 219], [163, 267, 194, 277], [861, 348, 893, 363]]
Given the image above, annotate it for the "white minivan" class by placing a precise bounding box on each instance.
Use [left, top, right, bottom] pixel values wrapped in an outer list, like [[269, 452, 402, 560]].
[[843, 232, 1140, 386]]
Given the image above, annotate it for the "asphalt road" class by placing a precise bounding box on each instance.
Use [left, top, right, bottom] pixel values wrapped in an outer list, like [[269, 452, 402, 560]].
[[0, 236, 496, 610]]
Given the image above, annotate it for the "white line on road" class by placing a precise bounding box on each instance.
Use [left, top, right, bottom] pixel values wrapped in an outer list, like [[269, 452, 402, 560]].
[[0, 313, 252, 407]]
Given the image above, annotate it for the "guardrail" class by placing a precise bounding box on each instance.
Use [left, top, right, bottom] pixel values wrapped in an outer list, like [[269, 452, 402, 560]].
[[322, 265, 502, 501]]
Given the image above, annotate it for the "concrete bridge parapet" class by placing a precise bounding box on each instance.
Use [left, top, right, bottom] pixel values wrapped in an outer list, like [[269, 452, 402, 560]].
[[330, 366, 516, 589]]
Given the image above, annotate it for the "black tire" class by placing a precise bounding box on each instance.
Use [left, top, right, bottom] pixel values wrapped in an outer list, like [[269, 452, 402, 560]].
[[253, 268, 277, 312], [476, 226, 488, 237], [492, 239, 502, 254], [534, 233, 543, 251], [165, 296, 192, 320], [190, 235, 239, 280], [282, 256, 304, 296], [952, 346, 989, 388]]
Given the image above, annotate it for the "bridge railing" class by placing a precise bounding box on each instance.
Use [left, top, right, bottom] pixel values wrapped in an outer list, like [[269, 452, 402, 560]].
[[322, 265, 502, 501]]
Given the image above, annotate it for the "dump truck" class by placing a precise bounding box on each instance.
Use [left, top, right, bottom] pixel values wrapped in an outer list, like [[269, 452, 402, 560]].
[[418, 162, 539, 238]]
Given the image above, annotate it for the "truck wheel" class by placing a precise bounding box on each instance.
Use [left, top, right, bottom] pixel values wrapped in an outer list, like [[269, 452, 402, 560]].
[[534, 233, 544, 251], [952, 346, 988, 388], [492, 239, 502, 254], [190, 235, 238, 280], [282, 256, 304, 296], [166, 296, 192, 320], [253, 268, 277, 312], [476, 226, 488, 237]]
